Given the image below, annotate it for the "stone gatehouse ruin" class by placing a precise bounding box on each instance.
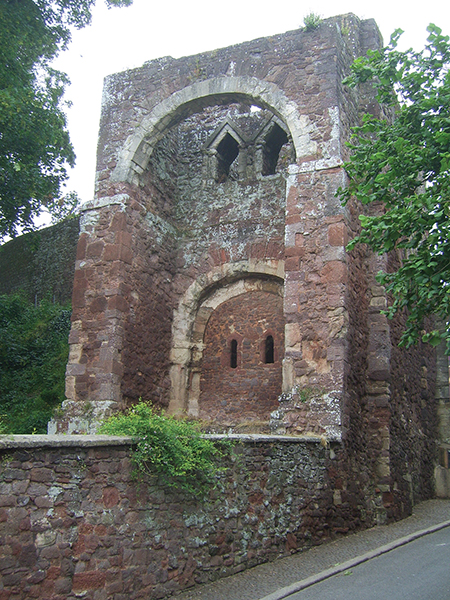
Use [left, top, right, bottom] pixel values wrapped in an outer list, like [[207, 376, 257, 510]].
[[54, 11, 449, 450], [1, 13, 450, 600], [52, 9, 450, 499]]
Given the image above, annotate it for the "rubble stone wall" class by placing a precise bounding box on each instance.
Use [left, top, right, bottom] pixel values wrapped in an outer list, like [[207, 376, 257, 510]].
[[0, 436, 368, 600]]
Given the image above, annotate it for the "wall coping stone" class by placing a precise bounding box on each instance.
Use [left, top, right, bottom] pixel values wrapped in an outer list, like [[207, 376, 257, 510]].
[[0, 434, 134, 449], [80, 193, 130, 212], [0, 433, 332, 450]]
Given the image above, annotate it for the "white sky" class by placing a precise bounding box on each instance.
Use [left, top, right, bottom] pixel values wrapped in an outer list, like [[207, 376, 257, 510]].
[[52, 0, 450, 206]]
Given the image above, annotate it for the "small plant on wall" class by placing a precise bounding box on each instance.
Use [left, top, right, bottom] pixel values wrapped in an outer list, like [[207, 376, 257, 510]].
[[303, 12, 322, 31], [99, 402, 232, 498]]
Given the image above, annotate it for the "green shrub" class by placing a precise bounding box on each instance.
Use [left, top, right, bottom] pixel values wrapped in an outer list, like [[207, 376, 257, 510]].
[[99, 402, 231, 498], [303, 12, 322, 31], [0, 292, 71, 433]]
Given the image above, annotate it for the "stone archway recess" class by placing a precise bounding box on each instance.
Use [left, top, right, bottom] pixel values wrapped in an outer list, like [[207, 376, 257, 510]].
[[167, 260, 285, 416], [110, 75, 329, 185]]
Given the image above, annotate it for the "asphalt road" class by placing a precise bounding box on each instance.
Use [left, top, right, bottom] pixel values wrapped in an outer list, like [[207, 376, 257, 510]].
[[285, 526, 450, 600]]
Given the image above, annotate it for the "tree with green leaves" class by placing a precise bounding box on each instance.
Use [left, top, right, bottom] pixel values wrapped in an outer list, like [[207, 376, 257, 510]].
[[0, 292, 72, 433], [338, 24, 450, 352], [0, 0, 132, 240]]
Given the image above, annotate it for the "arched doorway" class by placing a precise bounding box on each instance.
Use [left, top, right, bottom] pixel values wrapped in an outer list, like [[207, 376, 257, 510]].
[[199, 288, 284, 426]]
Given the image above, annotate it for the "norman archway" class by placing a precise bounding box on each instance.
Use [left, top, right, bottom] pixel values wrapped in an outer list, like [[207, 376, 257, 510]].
[[168, 261, 285, 417], [111, 76, 319, 185]]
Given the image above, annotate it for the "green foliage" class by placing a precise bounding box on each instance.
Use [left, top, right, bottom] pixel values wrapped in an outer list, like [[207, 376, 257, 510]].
[[338, 24, 450, 352], [0, 0, 132, 240], [303, 12, 322, 32], [99, 402, 232, 498], [0, 292, 71, 433], [297, 386, 319, 403], [46, 191, 81, 224]]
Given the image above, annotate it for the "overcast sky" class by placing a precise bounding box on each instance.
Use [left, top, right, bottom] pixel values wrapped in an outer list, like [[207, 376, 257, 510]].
[[52, 0, 450, 206]]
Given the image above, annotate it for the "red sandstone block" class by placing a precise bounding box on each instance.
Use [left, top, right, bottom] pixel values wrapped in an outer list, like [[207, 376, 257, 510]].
[[0, 495, 15, 507], [86, 240, 105, 259], [286, 186, 298, 211], [116, 231, 133, 247], [103, 244, 120, 261], [110, 212, 127, 232], [72, 570, 106, 591], [19, 516, 31, 531], [106, 580, 124, 594], [328, 222, 347, 247], [89, 296, 108, 314], [249, 243, 266, 260], [46, 565, 62, 580], [284, 257, 299, 272], [107, 295, 128, 312], [120, 245, 133, 264], [54, 577, 72, 595], [94, 524, 108, 536], [102, 487, 120, 509], [30, 468, 53, 483], [76, 233, 88, 261], [84, 534, 100, 552], [285, 214, 303, 225], [80, 523, 95, 535], [320, 261, 347, 284], [285, 246, 304, 257], [72, 286, 87, 309], [34, 496, 52, 509]]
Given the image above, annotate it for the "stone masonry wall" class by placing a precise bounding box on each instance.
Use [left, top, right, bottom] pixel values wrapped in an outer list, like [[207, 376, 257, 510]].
[[199, 290, 284, 425], [54, 13, 447, 516], [68, 13, 378, 424], [0, 436, 370, 600], [387, 251, 438, 515], [0, 219, 79, 305]]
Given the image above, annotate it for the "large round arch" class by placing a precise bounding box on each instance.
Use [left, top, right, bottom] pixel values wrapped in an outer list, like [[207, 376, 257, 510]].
[[111, 76, 317, 184], [168, 260, 285, 416]]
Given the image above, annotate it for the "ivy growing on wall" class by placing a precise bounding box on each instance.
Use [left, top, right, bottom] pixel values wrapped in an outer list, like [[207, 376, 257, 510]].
[[0, 292, 71, 433]]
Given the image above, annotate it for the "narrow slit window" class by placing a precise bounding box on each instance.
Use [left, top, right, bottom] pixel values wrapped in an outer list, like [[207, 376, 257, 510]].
[[230, 339, 238, 369], [264, 335, 274, 364]]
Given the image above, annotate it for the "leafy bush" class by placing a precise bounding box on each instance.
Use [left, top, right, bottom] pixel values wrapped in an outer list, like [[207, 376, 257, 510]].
[[99, 402, 231, 498], [303, 12, 322, 31], [0, 292, 71, 433]]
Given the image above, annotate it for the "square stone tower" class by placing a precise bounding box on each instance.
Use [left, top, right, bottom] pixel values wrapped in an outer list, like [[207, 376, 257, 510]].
[[53, 13, 449, 507]]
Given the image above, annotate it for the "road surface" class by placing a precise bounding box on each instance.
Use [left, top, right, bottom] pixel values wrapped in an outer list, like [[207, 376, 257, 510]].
[[285, 526, 450, 600]]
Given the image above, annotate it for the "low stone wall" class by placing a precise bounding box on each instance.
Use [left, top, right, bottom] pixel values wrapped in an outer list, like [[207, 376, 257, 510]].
[[0, 435, 365, 600]]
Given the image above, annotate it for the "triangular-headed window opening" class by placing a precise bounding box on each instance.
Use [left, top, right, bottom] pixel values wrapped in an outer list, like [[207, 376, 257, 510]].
[[262, 123, 288, 176], [216, 132, 239, 183]]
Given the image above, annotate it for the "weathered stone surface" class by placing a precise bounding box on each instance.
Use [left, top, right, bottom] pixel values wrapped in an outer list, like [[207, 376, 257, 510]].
[[0, 437, 364, 600], [0, 218, 79, 304], [61, 14, 382, 431]]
